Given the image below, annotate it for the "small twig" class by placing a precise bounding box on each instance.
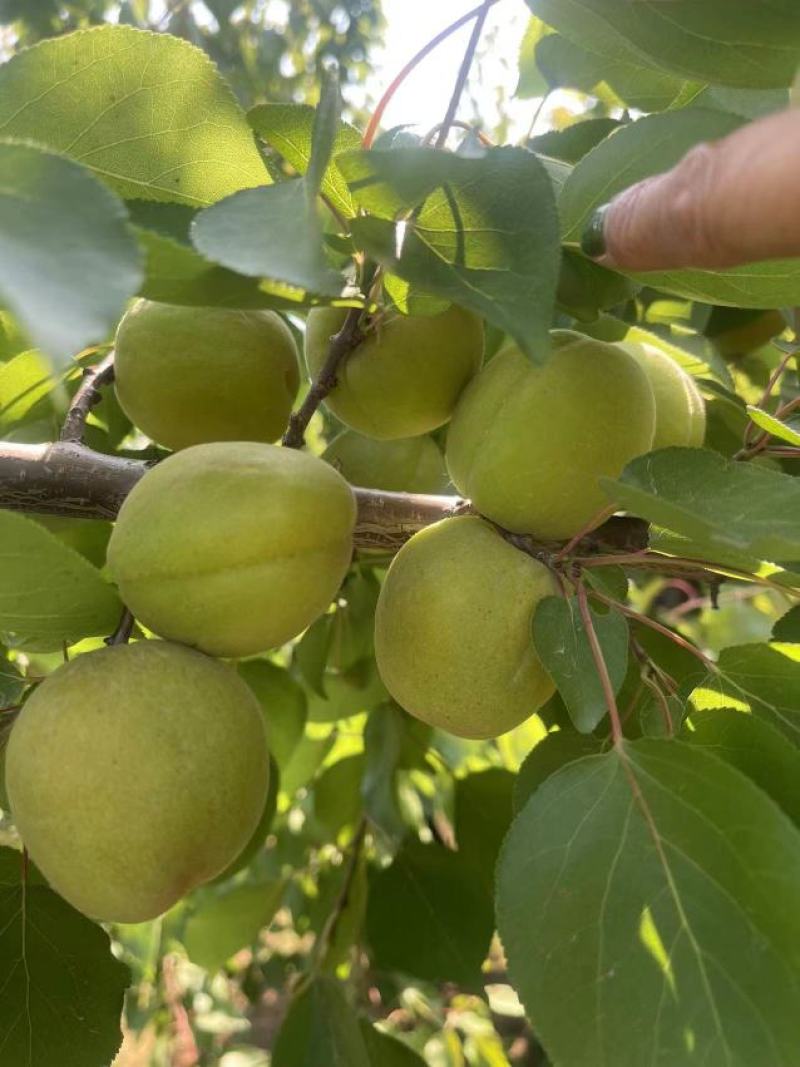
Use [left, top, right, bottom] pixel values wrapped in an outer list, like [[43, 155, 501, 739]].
[[307, 816, 367, 979], [106, 608, 135, 647], [361, 0, 501, 149], [60, 352, 115, 445], [576, 581, 624, 744], [434, 0, 494, 150], [590, 589, 716, 671], [525, 89, 552, 143], [736, 348, 796, 456], [282, 308, 365, 449]]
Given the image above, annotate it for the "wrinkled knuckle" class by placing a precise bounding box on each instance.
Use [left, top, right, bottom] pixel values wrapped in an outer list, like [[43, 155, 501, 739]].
[[669, 142, 727, 264]]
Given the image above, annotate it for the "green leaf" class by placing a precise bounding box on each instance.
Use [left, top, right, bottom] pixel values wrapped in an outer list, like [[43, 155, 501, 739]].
[[515, 17, 549, 99], [0, 646, 24, 706], [312, 754, 365, 839], [745, 405, 800, 446], [556, 250, 638, 322], [366, 837, 494, 989], [533, 595, 628, 733], [689, 642, 800, 746], [683, 709, 800, 825], [341, 146, 560, 361], [305, 658, 388, 724], [497, 741, 800, 1067], [249, 103, 361, 219], [526, 0, 800, 89], [305, 66, 343, 198], [127, 199, 244, 310], [362, 702, 428, 838], [0, 510, 121, 646], [0, 25, 268, 206], [560, 109, 800, 308], [688, 85, 789, 120], [514, 731, 604, 813], [0, 847, 129, 1067], [0, 349, 56, 428], [184, 879, 284, 973], [273, 976, 370, 1067], [773, 605, 800, 642], [360, 1021, 426, 1066], [454, 769, 515, 896], [238, 660, 307, 771], [191, 180, 346, 297], [535, 33, 605, 91], [294, 614, 333, 697], [603, 447, 800, 564], [0, 140, 141, 367], [530, 117, 620, 164]]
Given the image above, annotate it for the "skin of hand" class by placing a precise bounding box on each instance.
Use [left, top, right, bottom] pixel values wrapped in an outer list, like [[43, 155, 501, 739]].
[[581, 108, 800, 272]]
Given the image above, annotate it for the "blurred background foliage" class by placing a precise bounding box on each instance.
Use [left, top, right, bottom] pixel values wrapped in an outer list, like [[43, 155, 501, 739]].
[[0, 0, 385, 116]]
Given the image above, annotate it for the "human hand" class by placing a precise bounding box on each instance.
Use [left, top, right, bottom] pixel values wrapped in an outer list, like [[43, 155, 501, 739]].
[[581, 108, 800, 272]]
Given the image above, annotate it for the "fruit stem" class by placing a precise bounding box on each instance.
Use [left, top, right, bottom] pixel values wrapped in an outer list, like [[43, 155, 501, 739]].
[[361, 0, 501, 149], [576, 580, 624, 744], [281, 306, 365, 449], [106, 608, 135, 646], [60, 351, 116, 445]]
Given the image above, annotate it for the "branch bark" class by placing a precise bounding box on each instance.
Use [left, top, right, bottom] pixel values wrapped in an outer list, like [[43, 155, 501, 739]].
[[0, 439, 650, 556], [281, 307, 364, 449], [59, 352, 116, 444]]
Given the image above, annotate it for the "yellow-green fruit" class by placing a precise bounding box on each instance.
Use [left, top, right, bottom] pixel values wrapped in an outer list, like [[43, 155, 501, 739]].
[[322, 430, 449, 493], [107, 442, 356, 657], [446, 330, 656, 540], [305, 305, 484, 439], [374, 516, 557, 739], [114, 300, 300, 450], [5, 641, 269, 923], [623, 341, 706, 448]]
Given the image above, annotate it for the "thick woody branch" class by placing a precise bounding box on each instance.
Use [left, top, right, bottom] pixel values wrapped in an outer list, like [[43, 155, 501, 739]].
[[0, 440, 649, 556], [0, 440, 467, 551]]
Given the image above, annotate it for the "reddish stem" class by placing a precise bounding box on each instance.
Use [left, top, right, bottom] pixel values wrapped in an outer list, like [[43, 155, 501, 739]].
[[576, 581, 624, 744], [362, 0, 501, 149], [591, 589, 716, 671], [553, 504, 617, 563]]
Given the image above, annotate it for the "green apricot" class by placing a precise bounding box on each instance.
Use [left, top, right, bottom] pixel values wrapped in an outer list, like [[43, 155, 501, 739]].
[[114, 300, 300, 450], [304, 305, 484, 439], [322, 430, 449, 493], [107, 442, 356, 658], [623, 341, 706, 448], [446, 330, 656, 540], [5, 641, 269, 922], [374, 516, 557, 739]]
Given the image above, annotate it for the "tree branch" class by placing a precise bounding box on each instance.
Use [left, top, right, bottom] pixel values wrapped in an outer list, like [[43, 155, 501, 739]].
[[281, 307, 364, 449], [59, 352, 116, 444], [0, 440, 651, 557]]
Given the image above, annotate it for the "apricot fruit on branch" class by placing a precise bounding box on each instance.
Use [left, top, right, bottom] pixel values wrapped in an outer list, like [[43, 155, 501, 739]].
[[107, 442, 356, 657], [623, 340, 706, 448], [322, 430, 449, 493], [304, 304, 484, 439], [445, 330, 656, 541], [374, 516, 557, 739], [5, 641, 269, 923], [114, 300, 300, 450]]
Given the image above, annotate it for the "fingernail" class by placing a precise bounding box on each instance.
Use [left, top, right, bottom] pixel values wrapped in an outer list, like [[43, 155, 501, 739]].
[[581, 204, 610, 259]]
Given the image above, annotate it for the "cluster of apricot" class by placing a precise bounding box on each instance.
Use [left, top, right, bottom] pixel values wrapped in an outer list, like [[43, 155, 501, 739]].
[[5, 296, 704, 924]]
